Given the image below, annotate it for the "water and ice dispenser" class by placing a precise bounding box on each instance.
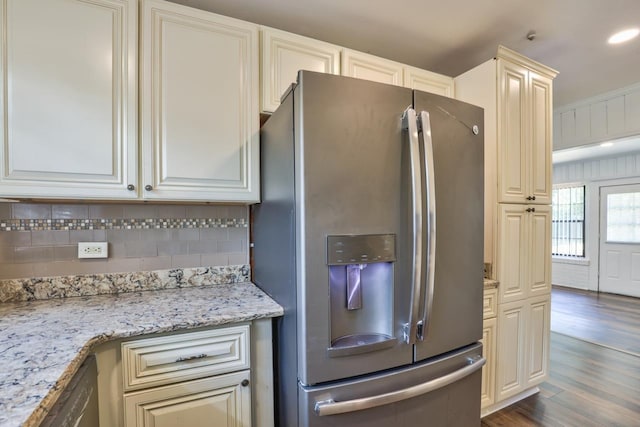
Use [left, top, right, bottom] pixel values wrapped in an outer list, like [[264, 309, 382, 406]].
[[327, 234, 396, 357]]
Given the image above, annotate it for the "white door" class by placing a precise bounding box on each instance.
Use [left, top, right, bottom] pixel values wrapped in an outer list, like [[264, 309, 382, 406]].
[[599, 184, 640, 297]]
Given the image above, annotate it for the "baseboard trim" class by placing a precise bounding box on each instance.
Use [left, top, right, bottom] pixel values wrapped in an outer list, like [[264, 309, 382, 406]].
[[481, 386, 540, 417]]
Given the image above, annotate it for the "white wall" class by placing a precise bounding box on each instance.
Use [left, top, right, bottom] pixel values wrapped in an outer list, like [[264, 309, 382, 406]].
[[552, 151, 640, 291]]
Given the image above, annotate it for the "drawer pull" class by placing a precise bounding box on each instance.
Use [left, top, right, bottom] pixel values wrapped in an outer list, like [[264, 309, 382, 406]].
[[175, 353, 208, 363], [241, 379, 250, 387]]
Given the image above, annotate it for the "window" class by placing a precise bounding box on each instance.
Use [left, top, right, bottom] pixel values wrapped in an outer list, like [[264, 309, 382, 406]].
[[606, 191, 640, 243], [552, 185, 585, 257]]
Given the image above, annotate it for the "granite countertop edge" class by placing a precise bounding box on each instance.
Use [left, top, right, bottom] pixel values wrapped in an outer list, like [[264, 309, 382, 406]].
[[483, 278, 499, 289], [0, 282, 283, 427]]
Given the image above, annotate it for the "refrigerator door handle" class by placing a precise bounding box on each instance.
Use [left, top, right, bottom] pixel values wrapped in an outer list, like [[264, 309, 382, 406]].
[[314, 356, 486, 416], [416, 110, 436, 341], [401, 107, 423, 345]]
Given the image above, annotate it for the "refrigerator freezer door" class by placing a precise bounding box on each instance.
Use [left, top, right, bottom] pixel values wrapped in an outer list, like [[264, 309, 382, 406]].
[[412, 91, 485, 361], [299, 343, 483, 427], [294, 72, 415, 385]]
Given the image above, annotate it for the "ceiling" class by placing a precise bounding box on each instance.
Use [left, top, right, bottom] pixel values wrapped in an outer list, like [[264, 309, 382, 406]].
[[172, 0, 640, 108], [553, 136, 640, 163]]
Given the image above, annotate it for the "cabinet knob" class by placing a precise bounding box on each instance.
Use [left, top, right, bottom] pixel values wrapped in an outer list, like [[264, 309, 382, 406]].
[[145, 185, 153, 191], [241, 379, 250, 387], [526, 207, 536, 213], [532, 196, 536, 201], [127, 184, 135, 191]]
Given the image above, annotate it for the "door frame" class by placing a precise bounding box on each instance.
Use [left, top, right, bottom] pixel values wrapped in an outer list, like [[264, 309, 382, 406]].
[[597, 182, 640, 295]]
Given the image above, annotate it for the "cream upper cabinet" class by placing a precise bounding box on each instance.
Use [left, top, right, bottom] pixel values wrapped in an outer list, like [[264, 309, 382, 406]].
[[260, 27, 340, 113], [528, 71, 553, 205], [341, 49, 403, 86], [496, 204, 551, 304], [497, 60, 528, 204], [497, 49, 555, 205], [403, 66, 454, 97], [456, 46, 557, 207], [140, 0, 259, 202], [0, 0, 138, 199]]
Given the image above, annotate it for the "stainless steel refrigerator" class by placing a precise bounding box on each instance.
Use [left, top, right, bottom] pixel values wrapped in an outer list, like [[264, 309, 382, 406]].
[[252, 71, 485, 426]]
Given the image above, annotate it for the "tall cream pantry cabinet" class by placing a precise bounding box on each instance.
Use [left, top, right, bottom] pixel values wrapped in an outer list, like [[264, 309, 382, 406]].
[[455, 46, 557, 415], [0, 0, 259, 202]]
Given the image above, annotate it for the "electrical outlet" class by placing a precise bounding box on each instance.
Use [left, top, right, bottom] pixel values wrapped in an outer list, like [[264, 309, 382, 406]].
[[78, 242, 108, 259]]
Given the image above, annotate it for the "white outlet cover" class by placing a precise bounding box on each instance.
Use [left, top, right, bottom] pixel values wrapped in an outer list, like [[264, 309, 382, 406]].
[[78, 242, 109, 259]]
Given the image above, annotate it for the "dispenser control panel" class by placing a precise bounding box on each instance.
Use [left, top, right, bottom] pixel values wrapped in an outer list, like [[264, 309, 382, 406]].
[[327, 234, 396, 265]]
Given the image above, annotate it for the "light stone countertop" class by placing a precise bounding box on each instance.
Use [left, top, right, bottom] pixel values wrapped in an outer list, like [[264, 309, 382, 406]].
[[483, 278, 499, 289], [0, 282, 283, 427]]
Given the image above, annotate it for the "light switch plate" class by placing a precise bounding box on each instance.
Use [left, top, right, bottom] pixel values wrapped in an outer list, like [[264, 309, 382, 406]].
[[78, 242, 108, 259]]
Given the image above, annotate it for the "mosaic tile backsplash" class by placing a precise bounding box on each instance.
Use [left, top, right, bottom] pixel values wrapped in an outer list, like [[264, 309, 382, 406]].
[[0, 203, 249, 280]]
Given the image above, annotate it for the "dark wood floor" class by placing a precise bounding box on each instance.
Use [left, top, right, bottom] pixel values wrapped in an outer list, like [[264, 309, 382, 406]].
[[482, 287, 640, 426], [551, 286, 640, 356]]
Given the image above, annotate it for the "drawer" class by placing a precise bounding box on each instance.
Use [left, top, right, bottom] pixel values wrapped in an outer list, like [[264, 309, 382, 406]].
[[122, 324, 249, 392], [483, 287, 498, 319]]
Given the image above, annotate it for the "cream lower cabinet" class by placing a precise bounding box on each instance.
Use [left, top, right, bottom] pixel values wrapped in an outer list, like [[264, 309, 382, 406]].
[[124, 371, 251, 427], [491, 203, 551, 406], [0, 0, 138, 199], [96, 321, 274, 427], [480, 287, 498, 410], [495, 294, 550, 402], [140, 0, 259, 202]]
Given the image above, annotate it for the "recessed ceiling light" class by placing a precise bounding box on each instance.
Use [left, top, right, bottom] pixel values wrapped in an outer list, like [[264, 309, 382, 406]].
[[608, 28, 640, 44], [600, 142, 614, 147]]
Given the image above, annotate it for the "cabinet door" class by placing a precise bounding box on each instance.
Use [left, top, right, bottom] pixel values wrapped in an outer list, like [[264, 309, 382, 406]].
[[0, 0, 137, 199], [525, 295, 550, 388], [140, 0, 259, 202], [403, 66, 454, 97], [480, 316, 497, 409], [529, 71, 552, 204], [341, 49, 403, 86], [124, 370, 251, 427], [497, 59, 528, 204], [496, 204, 528, 303], [261, 28, 340, 113], [527, 205, 551, 298], [495, 299, 526, 402]]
